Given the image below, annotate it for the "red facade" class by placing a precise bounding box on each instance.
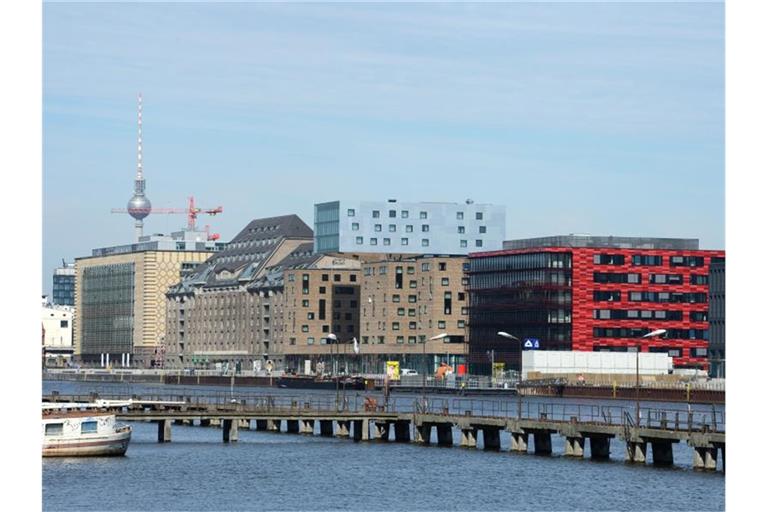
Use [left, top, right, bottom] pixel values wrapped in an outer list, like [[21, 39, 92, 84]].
[[471, 246, 725, 369], [571, 247, 723, 369]]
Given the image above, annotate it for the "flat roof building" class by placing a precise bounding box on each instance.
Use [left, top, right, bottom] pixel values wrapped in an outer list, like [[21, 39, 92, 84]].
[[52, 260, 75, 306], [468, 235, 723, 375], [74, 229, 222, 368], [315, 199, 506, 256]]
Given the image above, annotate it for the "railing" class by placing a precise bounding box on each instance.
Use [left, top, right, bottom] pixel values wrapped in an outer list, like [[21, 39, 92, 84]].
[[44, 391, 724, 433]]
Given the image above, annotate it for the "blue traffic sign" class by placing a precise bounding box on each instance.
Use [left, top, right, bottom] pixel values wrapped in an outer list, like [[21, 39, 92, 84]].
[[523, 338, 540, 350]]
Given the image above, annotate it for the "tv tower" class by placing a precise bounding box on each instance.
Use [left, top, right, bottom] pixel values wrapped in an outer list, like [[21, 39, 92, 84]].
[[126, 93, 151, 242]]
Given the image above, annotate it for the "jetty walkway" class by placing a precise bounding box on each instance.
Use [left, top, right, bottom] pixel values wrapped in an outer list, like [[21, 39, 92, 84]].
[[43, 391, 724, 472]]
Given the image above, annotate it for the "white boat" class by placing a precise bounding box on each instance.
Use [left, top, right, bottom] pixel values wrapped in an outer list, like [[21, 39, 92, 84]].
[[42, 403, 132, 457]]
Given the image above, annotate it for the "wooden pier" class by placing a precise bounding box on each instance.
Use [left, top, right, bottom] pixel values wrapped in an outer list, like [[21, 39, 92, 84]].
[[43, 392, 725, 472]]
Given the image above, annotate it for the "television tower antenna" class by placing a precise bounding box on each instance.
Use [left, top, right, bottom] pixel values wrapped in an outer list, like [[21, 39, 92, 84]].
[[126, 93, 151, 242]]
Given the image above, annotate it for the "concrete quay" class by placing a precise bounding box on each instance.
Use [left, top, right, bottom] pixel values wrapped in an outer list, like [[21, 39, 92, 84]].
[[43, 392, 724, 472]]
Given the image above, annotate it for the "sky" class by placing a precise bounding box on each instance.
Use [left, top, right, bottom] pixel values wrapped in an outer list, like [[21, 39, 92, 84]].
[[42, 1, 725, 294]]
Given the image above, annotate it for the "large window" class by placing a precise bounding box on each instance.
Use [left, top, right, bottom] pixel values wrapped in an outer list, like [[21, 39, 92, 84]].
[[631, 255, 663, 266], [45, 423, 63, 436], [593, 272, 640, 284], [670, 255, 705, 267], [81, 421, 98, 434], [593, 290, 621, 302], [594, 254, 625, 265]]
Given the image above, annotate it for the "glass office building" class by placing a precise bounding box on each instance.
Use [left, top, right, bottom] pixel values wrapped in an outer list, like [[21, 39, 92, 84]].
[[52, 261, 75, 306]]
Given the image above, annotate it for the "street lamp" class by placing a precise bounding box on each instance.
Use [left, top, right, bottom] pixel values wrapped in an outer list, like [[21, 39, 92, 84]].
[[427, 333, 449, 410], [638, 329, 667, 425], [497, 332, 522, 418], [327, 333, 340, 408]]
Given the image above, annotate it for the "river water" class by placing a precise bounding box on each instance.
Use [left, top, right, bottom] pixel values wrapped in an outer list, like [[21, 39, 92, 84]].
[[42, 380, 724, 511]]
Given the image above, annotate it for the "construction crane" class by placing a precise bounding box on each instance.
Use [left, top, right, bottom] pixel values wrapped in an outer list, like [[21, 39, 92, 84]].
[[111, 196, 223, 239]]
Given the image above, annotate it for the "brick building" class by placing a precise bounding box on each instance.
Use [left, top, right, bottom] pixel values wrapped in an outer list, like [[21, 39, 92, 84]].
[[358, 255, 470, 375]]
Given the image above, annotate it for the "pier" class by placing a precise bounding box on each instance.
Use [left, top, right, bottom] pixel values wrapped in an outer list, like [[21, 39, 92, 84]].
[[43, 392, 725, 472]]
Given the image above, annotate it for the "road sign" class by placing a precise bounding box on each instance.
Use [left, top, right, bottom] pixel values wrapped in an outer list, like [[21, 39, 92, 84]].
[[523, 338, 540, 350]]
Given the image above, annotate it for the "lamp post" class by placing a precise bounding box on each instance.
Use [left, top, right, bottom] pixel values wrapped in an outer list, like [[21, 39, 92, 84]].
[[327, 333, 340, 408], [427, 333, 449, 410], [638, 329, 667, 425], [497, 332, 522, 419]]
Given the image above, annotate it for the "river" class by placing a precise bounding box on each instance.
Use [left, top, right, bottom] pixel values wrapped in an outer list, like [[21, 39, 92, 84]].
[[42, 380, 724, 511]]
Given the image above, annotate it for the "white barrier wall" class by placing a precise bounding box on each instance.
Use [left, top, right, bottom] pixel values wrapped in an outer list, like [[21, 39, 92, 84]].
[[521, 350, 672, 378]]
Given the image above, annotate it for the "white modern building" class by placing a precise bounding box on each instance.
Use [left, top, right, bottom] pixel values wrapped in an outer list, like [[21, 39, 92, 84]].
[[314, 199, 506, 255], [42, 303, 75, 366]]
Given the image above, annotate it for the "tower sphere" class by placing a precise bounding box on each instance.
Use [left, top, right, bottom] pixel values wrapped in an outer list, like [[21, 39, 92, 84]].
[[127, 194, 151, 220]]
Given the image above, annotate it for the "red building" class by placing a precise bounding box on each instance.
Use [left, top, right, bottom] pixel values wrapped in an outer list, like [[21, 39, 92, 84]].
[[467, 236, 724, 374]]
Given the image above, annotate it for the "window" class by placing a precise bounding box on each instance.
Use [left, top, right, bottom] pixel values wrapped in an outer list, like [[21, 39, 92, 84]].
[[407, 266, 415, 274], [301, 325, 309, 332], [408, 295, 417, 303], [389, 210, 396, 218], [458, 320, 465, 328], [307, 337, 315, 345], [460, 240, 467, 248], [392, 294, 400, 302], [383, 238, 391, 246], [422, 239, 430, 247], [288, 274, 295, 282], [334, 274, 341, 282], [347, 208, 356, 217], [458, 226, 465, 234], [690, 311, 708, 322], [392, 322, 400, 330], [396, 336, 404, 344], [479, 226, 487, 234], [402, 210, 409, 219], [374, 224, 382, 232], [370, 238, 378, 246], [670, 255, 705, 267], [594, 254, 626, 265], [408, 308, 416, 317], [409, 321, 417, 330], [439, 262, 446, 271], [690, 274, 709, 285], [372, 210, 380, 218], [409, 280, 417, 288], [476, 212, 483, 220], [352, 222, 359, 231], [60, 320, 69, 328], [397, 308, 405, 316], [690, 348, 708, 358], [401, 238, 409, 246], [355, 236, 363, 245], [422, 224, 429, 232], [322, 274, 329, 282], [421, 262, 430, 271], [45, 423, 63, 436], [438, 320, 446, 329], [307, 313, 315, 320], [405, 225, 413, 233], [420, 211, 428, 219], [350, 274, 357, 282], [319, 287, 326, 294], [302, 300, 309, 307], [475, 240, 483, 247], [457, 212, 464, 220], [81, 421, 98, 434], [441, 277, 449, 286], [632, 254, 662, 266]]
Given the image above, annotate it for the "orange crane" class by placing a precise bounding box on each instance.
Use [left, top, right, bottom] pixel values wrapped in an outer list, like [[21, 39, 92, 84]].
[[111, 196, 223, 240]]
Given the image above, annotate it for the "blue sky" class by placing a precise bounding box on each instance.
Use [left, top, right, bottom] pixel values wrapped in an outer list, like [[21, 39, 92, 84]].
[[42, 1, 724, 293]]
